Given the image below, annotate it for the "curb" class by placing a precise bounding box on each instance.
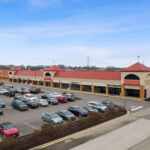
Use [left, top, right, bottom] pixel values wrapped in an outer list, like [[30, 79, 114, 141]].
[[29, 110, 130, 150]]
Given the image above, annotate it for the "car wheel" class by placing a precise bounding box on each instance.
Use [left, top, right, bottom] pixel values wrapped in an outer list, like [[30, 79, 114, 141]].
[[3, 134, 6, 139]]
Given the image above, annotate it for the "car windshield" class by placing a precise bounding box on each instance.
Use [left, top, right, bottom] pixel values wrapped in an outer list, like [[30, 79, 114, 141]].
[[49, 113, 59, 118], [46, 94, 52, 97], [17, 97, 24, 100], [76, 106, 84, 110], [97, 103, 103, 107], [18, 101, 25, 105], [3, 124, 14, 130], [51, 99, 57, 101], [26, 95, 34, 98], [63, 111, 72, 115], [40, 100, 46, 102]]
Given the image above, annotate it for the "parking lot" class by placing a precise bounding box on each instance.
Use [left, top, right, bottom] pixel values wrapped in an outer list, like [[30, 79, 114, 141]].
[[0, 83, 150, 139]]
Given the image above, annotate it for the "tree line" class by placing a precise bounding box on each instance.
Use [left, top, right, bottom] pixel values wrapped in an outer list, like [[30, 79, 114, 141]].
[[0, 64, 124, 71]]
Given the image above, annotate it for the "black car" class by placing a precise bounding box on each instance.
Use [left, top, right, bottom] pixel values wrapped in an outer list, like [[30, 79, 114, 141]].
[[26, 101, 39, 108], [47, 98, 59, 105], [65, 94, 75, 101], [0, 82, 4, 86], [0, 106, 3, 115], [41, 94, 53, 99], [56, 110, 76, 121], [0, 100, 5, 108], [5, 90, 15, 97], [11, 100, 28, 111], [68, 106, 89, 117], [14, 96, 26, 102]]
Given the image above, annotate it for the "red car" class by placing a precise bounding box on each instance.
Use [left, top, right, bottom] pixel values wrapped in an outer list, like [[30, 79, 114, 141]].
[[0, 122, 19, 138], [21, 89, 30, 95], [57, 96, 67, 103]]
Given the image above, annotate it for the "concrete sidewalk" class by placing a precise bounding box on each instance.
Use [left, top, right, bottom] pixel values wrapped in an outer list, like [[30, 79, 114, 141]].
[[71, 118, 150, 150]]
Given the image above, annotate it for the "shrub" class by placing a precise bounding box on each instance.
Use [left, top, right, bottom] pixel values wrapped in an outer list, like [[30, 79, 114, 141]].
[[0, 137, 16, 150]]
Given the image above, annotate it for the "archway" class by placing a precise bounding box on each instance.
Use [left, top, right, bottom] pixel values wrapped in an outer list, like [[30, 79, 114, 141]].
[[45, 72, 51, 76], [125, 74, 140, 80]]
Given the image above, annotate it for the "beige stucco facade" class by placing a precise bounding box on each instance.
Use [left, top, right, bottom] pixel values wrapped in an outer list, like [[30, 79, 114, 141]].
[[1, 63, 150, 100]]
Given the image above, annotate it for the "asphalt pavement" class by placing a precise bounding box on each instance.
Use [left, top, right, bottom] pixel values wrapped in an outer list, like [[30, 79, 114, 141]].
[[0, 83, 150, 139]]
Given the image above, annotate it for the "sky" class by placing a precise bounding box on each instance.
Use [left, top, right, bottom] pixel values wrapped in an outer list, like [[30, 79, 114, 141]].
[[0, 0, 150, 67]]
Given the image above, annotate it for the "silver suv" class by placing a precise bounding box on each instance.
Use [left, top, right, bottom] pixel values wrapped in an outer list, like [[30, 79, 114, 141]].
[[88, 101, 108, 112]]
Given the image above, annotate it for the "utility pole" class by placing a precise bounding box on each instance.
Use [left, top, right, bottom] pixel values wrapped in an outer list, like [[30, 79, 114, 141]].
[[138, 56, 140, 62]]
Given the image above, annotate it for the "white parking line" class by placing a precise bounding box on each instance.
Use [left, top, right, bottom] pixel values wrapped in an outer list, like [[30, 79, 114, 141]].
[[131, 106, 143, 111]]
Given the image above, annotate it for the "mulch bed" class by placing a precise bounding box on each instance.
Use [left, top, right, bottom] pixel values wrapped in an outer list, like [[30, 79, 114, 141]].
[[0, 105, 127, 150]]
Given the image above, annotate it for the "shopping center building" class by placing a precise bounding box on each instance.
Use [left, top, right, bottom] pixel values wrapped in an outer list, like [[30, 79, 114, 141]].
[[0, 62, 150, 99]]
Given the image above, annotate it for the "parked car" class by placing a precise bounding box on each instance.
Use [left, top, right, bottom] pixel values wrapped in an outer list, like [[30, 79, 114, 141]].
[[41, 94, 53, 99], [11, 100, 28, 111], [4, 84, 13, 89], [38, 99, 48, 107], [14, 96, 26, 102], [42, 112, 63, 124], [65, 93, 75, 101], [15, 87, 30, 94], [47, 98, 59, 105], [57, 96, 67, 103], [0, 100, 5, 108], [0, 82, 4, 86], [83, 106, 98, 112], [24, 94, 38, 102], [0, 89, 9, 95], [56, 110, 76, 121], [26, 100, 39, 108], [30, 87, 41, 94], [0, 107, 3, 115], [0, 122, 19, 138], [51, 92, 62, 98], [21, 88, 30, 95], [68, 106, 89, 117], [5, 90, 15, 97], [101, 101, 114, 108], [88, 101, 108, 112]]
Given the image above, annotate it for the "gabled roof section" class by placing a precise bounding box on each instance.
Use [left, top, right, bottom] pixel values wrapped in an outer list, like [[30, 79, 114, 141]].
[[44, 65, 63, 71], [10, 67, 21, 71], [55, 71, 121, 80], [122, 62, 150, 72]]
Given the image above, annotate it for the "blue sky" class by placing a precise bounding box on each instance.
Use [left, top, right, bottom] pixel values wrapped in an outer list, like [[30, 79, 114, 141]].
[[0, 0, 150, 67]]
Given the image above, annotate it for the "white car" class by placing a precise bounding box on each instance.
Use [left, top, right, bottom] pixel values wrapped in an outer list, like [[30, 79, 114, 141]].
[[38, 99, 48, 107], [24, 94, 38, 102], [50, 92, 62, 98], [88, 101, 108, 112], [0, 89, 9, 95]]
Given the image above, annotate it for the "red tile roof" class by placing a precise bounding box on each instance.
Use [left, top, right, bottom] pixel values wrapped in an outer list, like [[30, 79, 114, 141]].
[[0, 75, 9, 78], [122, 62, 150, 72], [124, 80, 140, 85], [54, 71, 121, 80], [10, 67, 21, 71], [44, 65, 63, 71], [14, 71, 43, 77]]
